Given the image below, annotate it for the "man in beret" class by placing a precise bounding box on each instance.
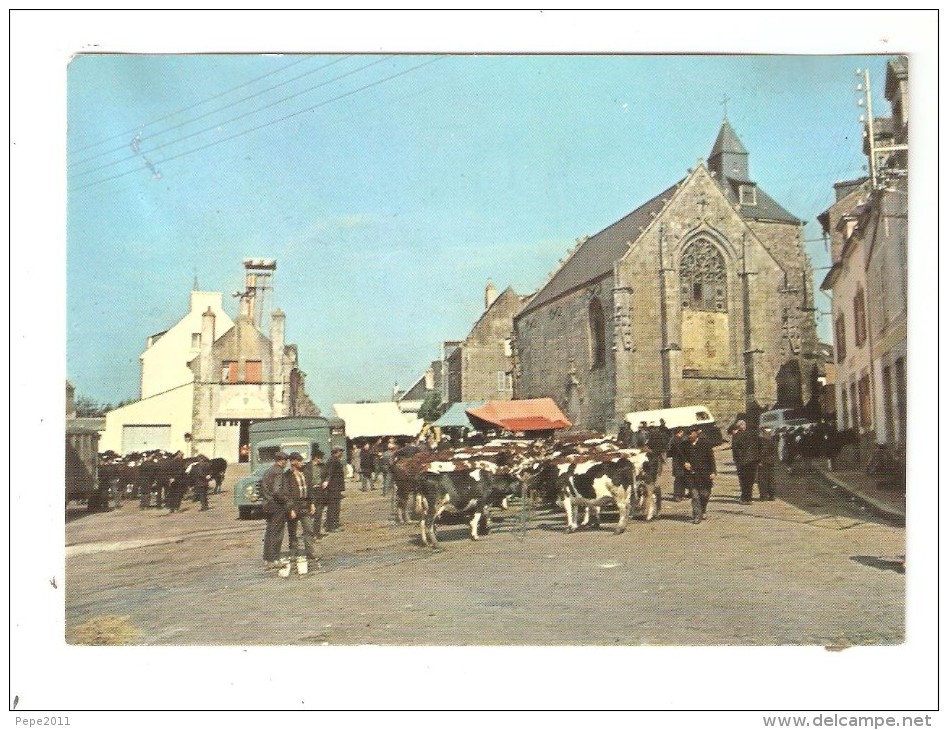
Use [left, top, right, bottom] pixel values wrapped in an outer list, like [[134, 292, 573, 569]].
[[284, 452, 318, 567], [261, 452, 290, 568]]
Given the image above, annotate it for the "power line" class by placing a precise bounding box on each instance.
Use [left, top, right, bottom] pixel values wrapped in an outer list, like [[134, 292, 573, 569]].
[[72, 56, 446, 194], [69, 55, 390, 181], [69, 55, 353, 170], [69, 55, 312, 157]]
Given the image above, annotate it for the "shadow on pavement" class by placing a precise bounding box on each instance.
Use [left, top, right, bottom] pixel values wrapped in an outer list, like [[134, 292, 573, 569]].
[[850, 554, 905, 574]]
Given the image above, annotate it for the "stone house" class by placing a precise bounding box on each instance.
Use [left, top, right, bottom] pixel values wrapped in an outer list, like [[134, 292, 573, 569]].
[[101, 276, 316, 459], [445, 282, 531, 403], [513, 120, 819, 431]]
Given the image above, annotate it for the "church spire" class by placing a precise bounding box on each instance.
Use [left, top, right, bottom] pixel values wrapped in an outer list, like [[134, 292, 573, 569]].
[[708, 118, 750, 182]]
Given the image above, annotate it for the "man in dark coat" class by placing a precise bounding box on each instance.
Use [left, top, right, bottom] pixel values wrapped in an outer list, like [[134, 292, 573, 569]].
[[261, 452, 290, 567], [322, 446, 347, 532], [666, 426, 688, 501], [730, 419, 760, 504], [756, 427, 778, 501], [682, 426, 716, 524], [359, 443, 375, 492]]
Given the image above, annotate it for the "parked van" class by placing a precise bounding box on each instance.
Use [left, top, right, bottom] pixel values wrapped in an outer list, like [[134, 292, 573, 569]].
[[758, 408, 815, 432], [623, 405, 723, 445], [233, 416, 346, 519]]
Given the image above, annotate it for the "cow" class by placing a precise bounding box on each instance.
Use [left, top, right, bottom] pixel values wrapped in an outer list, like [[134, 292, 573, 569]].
[[534, 447, 654, 534], [417, 459, 521, 549], [206, 457, 228, 494]]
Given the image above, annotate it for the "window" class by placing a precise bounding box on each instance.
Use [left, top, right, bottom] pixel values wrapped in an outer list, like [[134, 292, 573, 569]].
[[853, 287, 867, 347], [834, 315, 847, 362], [191, 332, 201, 349], [739, 184, 757, 206], [858, 374, 872, 430], [680, 238, 727, 311], [850, 382, 859, 430], [588, 298, 607, 369], [245, 360, 263, 384], [496, 370, 506, 393], [840, 388, 849, 429], [222, 361, 238, 383]]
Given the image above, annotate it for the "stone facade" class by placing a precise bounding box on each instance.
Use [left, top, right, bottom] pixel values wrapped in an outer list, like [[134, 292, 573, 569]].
[[820, 57, 908, 449], [514, 122, 819, 431]]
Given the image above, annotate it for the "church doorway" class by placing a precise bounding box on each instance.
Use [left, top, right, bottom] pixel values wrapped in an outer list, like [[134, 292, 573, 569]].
[[775, 360, 804, 408]]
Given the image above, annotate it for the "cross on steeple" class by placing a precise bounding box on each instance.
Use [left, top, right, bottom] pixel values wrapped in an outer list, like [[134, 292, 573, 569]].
[[697, 193, 709, 216], [720, 93, 731, 120]]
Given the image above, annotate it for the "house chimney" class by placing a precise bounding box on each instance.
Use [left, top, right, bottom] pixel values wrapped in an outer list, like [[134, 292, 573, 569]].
[[200, 306, 216, 382], [270, 309, 286, 400], [485, 280, 498, 310]]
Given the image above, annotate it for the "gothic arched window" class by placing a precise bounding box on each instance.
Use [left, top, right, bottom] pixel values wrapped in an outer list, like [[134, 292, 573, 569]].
[[680, 238, 727, 312], [588, 297, 607, 369]]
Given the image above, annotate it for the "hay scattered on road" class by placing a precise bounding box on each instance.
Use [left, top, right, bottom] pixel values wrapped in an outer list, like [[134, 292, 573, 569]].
[[68, 615, 138, 645]]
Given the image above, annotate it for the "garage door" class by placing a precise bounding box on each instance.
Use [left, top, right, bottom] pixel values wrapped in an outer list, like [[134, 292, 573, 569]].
[[122, 424, 172, 453]]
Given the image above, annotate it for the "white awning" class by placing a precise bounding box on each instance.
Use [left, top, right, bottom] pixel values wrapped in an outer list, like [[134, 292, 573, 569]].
[[332, 402, 425, 439]]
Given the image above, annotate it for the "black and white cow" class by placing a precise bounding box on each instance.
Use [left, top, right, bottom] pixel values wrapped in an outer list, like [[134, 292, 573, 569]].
[[417, 459, 520, 549], [555, 449, 654, 534]]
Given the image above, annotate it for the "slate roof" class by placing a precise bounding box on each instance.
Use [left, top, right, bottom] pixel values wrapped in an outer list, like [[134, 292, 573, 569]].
[[517, 179, 682, 317], [709, 119, 748, 156], [715, 177, 802, 225]]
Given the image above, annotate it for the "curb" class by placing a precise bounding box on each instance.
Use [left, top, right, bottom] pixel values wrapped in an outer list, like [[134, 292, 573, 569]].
[[813, 464, 905, 522]]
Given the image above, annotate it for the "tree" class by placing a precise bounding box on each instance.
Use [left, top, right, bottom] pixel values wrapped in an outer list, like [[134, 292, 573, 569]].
[[417, 391, 445, 424]]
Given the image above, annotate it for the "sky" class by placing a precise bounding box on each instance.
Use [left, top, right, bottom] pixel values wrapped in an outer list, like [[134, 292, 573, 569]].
[[66, 50, 894, 410]]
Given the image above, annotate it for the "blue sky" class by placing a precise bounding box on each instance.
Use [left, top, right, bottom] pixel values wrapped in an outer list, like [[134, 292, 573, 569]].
[[67, 52, 892, 409]]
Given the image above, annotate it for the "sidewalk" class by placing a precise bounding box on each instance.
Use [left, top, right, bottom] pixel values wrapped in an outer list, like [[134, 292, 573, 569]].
[[812, 462, 905, 523]]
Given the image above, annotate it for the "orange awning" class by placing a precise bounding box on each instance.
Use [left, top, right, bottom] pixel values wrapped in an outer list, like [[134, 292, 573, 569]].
[[465, 398, 571, 432]]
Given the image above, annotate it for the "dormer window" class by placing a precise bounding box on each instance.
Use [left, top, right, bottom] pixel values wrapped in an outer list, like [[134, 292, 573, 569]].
[[739, 184, 757, 206]]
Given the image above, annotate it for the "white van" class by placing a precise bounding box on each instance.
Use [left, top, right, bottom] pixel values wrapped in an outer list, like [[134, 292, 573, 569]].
[[623, 405, 723, 445]]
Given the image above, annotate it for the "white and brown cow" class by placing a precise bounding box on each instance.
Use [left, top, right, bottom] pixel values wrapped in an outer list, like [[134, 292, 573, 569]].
[[417, 458, 521, 549]]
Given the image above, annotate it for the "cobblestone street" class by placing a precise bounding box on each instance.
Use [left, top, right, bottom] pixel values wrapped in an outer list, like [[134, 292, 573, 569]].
[[65, 447, 904, 647]]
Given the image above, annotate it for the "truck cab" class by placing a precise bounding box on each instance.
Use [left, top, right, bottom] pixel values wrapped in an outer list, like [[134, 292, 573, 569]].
[[234, 416, 346, 519]]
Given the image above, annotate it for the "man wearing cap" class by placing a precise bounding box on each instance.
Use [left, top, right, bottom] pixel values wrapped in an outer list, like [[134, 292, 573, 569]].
[[261, 452, 290, 568], [682, 426, 716, 524], [321, 446, 347, 532], [284, 452, 318, 566], [730, 419, 760, 505]]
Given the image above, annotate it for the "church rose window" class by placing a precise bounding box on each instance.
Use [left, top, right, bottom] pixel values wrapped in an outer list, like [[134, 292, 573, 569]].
[[680, 238, 727, 312]]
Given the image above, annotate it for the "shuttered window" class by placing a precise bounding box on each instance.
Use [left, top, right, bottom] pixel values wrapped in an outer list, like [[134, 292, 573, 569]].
[[245, 360, 263, 383], [222, 361, 238, 382]]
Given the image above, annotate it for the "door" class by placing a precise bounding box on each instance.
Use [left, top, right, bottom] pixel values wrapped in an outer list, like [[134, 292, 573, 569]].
[[122, 424, 171, 453]]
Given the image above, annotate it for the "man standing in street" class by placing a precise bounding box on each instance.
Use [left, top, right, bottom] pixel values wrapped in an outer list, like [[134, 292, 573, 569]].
[[261, 452, 289, 568], [730, 419, 760, 504], [757, 427, 778, 501], [359, 443, 375, 492], [322, 446, 347, 532], [379, 441, 396, 498], [285, 452, 318, 567], [666, 426, 688, 501], [683, 426, 716, 524]]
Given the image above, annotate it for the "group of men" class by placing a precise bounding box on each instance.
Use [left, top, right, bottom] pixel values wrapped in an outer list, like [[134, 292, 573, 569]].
[[729, 420, 779, 504], [354, 441, 398, 496], [260, 447, 346, 570]]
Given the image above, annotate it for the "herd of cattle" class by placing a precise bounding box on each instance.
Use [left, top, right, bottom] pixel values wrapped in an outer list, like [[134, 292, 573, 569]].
[[390, 435, 661, 549], [97, 451, 227, 511]]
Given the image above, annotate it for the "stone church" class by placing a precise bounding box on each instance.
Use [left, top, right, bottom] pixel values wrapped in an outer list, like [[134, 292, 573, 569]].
[[513, 120, 819, 431]]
